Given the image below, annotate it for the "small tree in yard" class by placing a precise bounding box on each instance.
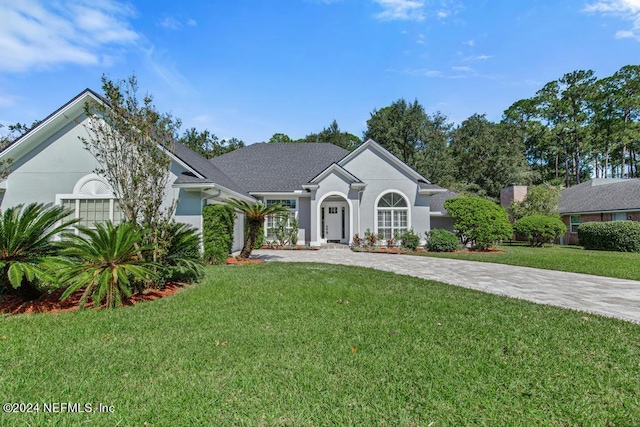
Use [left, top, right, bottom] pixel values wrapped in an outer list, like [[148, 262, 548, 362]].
[[81, 74, 181, 263], [513, 215, 566, 247], [225, 199, 288, 260], [508, 184, 561, 221], [444, 197, 512, 250]]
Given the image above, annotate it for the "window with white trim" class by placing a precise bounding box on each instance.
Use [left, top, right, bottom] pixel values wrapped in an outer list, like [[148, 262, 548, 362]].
[[570, 215, 580, 233], [265, 199, 297, 240], [57, 174, 124, 233], [61, 198, 124, 229], [376, 192, 408, 240]]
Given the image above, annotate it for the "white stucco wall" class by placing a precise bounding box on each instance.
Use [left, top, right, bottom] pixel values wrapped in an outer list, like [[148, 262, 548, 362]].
[[2, 115, 101, 208], [1, 113, 204, 237], [340, 145, 431, 242]]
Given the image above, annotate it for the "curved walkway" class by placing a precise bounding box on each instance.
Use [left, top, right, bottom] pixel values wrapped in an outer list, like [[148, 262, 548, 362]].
[[253, 249, 640, 324]]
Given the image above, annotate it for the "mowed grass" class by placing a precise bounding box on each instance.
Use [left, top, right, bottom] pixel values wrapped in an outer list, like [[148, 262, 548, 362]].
[[1, 263, 639, 426], [417, 244, 640, 281]]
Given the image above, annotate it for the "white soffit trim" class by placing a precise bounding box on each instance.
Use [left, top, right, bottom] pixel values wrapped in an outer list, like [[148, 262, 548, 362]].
[[0, 90, 103, 161], [309, 162, 362, 184]]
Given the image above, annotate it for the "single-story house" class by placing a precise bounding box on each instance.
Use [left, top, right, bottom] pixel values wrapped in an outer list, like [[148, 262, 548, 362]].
[[501, 180, 640, 245], [0, 89, 456, 250], [558, 178, 640, 245]]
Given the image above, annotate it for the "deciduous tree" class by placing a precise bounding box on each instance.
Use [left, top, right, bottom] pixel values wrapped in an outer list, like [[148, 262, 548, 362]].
[[81, 74, 181, 227]]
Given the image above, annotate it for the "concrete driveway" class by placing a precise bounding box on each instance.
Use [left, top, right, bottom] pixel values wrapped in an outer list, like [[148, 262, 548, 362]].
[[253, 248, 640, 324]]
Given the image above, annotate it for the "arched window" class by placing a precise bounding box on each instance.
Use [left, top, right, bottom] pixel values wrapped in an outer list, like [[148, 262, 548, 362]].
[[56, 174, 124, 231], [376, 192, 408, 240]]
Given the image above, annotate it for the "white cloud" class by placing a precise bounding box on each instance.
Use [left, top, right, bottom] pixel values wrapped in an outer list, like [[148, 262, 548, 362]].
[[373, 0, 425, 22], [467, 54, 493, 61], [584, 0, 640, 40], [0, 0, 139, 72], [452, 65, 473, 72], [465, 39, 475, 46], [160, 16, 182, 30], [144, 46, 195, 97], [160, 16, 198, 30]]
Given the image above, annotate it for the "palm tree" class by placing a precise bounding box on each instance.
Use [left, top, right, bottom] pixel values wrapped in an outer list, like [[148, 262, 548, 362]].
[[0, 203, 78, 300], [59, 222, 160, 309], [224, 198, 289, 260]]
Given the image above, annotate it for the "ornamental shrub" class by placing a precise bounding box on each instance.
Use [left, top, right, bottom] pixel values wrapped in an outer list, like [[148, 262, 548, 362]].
[[425, 229, 459, 252], [578, 221, 640, 252], [444, 197, 512, 250], [513, 215, 566, 247], [399, 229, 421, 251], [203, 204, 235, 264]]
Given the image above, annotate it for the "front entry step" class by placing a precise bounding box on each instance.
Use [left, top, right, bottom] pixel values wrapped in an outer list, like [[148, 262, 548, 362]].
[[321, 243, 351, 250]]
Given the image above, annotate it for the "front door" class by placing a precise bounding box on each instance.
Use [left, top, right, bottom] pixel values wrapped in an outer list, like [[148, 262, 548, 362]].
[[324, 202, 347, 243]]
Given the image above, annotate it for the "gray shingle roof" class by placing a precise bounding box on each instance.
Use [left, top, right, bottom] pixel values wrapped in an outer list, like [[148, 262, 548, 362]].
[[429, 191, 459, 214], [210, 142, 349, 192], [559, 178, 640, 214], [171, 142, 249, 196]]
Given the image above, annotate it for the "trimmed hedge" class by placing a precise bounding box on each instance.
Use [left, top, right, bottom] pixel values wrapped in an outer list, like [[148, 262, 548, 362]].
[[425, 229, 459, 252], [203, 204, 236, 264], [578, 221, 640, 252], [399, 229, 421, 251], [444, 197, 513, 250], [513, 215, 566, 247]]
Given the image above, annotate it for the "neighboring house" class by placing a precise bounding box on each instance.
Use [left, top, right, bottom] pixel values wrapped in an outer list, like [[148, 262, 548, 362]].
[[559, 178, 640, 245], [501, 180, 640, 245], [0, 89, 456, 250]]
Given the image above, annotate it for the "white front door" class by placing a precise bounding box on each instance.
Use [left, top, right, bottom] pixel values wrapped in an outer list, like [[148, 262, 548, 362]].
[[324, 202, 348, 243]]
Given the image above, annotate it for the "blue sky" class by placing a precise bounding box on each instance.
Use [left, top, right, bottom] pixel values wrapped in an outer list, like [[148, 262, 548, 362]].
[[0, 0, 638, 143]]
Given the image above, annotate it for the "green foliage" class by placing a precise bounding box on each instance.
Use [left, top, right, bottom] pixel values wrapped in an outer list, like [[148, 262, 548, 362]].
[[425, 229, 459, 252], [155, 222, 204, 282], [179, 128, 245, 159], [578, 221, 640, 252], [5, 263, 639, 425], [203, 204, 235, 265], [508, 184, 562, 220], [364, 99, 456, 185], [0, 203, 77, 299], [271, 216, 299, 247], [268, 133, 293, 143], [450, 114, 533, 199], [399, 229, 421, 251], [503, 65, 640, 184], [513, 215, 567, 247], [364, 228, 379, 248], [304, 120, 362, 151], [445, 197, 513, 250], [59, 222, 160, 309], [225, 198, 289, 260], [82, 74, 179, 228]]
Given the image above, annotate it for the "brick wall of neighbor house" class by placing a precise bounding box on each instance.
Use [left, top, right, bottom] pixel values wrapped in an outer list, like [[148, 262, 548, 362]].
[[499, 185, 528, 210], [562, 212, 640, 245]]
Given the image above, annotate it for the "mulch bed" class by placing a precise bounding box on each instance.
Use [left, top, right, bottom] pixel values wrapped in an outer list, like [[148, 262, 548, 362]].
[[226, 257, 265, 265], [0, 282, 184, 315], [451, 248, 505, 254]]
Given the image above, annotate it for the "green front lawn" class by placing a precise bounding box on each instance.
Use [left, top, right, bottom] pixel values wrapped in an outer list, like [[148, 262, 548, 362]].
[[1, 263, 638, 425], [417, 244, 640, 281]]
